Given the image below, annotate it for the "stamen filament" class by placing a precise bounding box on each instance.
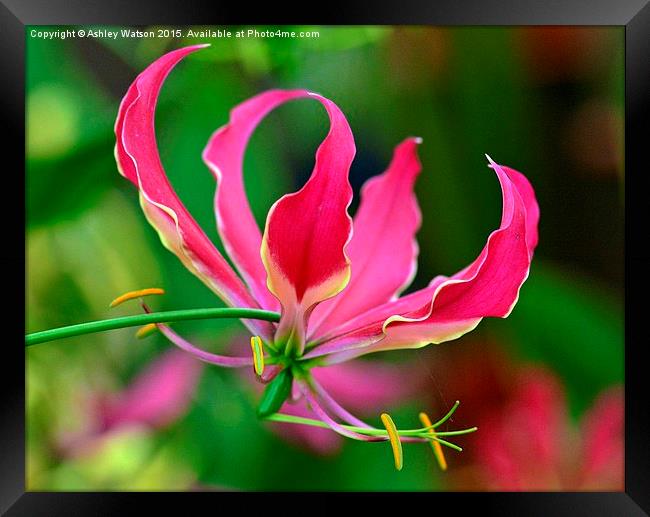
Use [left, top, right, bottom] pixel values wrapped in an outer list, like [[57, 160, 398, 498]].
[[135, 323, 158, 339], [109, 288, 165, 308], [250, 336, 265, 376], [381, 413, 403, 471], [419, 412, 447, 471]]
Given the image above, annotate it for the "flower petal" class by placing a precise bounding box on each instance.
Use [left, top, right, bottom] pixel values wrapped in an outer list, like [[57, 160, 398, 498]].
[[306, 158, 538, 364], [102, 349, 202, 430], [203, 90, 312, 311], [308, 138, 423, 339], [115, 45, 272, 338], [260, 93, 356, 353], [500, 165, 539, 255], [579, 387, 623, 489], [475, 367, 567, 490]]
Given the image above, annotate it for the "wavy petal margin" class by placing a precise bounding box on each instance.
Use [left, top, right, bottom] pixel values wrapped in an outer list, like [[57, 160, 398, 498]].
[[308, 138, 423, 339], [114, 45, 272, 338], [260, 93, 356, 354], [306, 157, 539, 364], [203, 90, 314, 312]]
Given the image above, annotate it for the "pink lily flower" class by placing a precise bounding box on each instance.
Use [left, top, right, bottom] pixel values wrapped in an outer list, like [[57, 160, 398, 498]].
[[114, 44, 539, 444]]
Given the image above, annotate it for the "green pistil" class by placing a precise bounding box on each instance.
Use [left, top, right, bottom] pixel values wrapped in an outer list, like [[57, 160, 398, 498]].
[[263, 412, 477, 449], [257, 368, 294, 417], [295, 356, 328, 369]]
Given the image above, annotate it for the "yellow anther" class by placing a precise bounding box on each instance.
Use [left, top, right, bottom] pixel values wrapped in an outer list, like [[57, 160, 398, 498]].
[[380, 412, 403, 471], [110, 288, 165, 308], [419, 412, 448, 471], [250, 336, 265, 376], [135, 323, 158, 339]]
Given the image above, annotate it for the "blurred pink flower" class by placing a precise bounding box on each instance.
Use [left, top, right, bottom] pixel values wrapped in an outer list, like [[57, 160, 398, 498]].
[[473, 368, 623, 491], [60, 349, 202, 457], [416, 342, 623, 489], [97, 348, 202, 431]]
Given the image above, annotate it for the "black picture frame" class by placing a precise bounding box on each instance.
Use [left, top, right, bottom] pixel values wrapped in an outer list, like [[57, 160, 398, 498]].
[[5, 0, 648, 514]]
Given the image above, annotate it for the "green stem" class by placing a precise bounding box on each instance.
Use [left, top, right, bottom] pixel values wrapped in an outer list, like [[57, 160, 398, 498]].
[[26, 308, 281, 346]]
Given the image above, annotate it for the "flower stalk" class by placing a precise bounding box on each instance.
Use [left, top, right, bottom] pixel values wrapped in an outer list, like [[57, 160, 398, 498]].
[[25, 307, 280, 346]]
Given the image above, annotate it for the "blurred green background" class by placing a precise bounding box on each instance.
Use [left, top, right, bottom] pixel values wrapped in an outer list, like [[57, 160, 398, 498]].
[[26, 26, 623, 490]]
